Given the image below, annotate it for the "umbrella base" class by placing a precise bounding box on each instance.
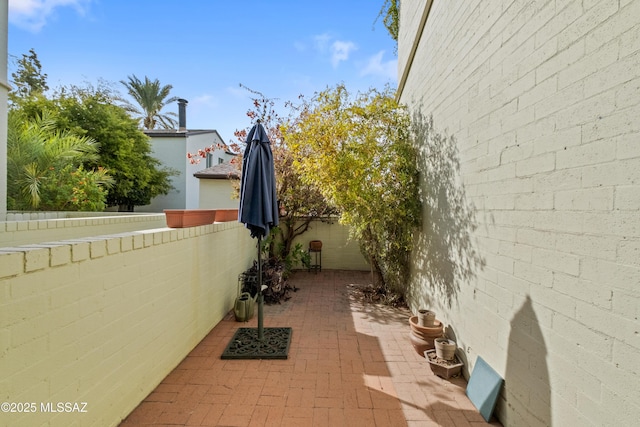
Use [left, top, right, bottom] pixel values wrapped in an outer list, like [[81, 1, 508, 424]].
[[221, 327, 292, 359]]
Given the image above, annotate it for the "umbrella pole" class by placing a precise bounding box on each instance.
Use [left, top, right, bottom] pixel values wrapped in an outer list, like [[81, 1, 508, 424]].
[[257, 236, 264, 341]]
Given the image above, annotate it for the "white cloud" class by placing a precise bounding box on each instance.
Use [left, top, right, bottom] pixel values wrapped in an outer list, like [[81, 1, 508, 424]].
[[330, 40, 357, 68], [311, 33, 357, 68], [360, 50, 397, 81], [313, 33, 331, 53], [8, 0, 91, 32]]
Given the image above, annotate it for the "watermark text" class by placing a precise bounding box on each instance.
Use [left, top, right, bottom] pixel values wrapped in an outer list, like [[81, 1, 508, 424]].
[[1, 402, 88, 413]]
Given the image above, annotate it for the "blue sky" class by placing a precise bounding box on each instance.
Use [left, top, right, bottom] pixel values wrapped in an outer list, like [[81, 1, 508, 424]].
[[8, 0, 397, 144]]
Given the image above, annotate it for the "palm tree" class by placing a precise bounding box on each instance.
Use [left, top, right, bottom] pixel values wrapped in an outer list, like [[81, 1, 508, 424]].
[[120, 75, 179, 129], [7, 110, 103, 209]]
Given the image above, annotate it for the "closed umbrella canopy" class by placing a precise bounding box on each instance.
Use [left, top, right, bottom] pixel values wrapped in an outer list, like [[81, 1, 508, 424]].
[[238, 122, 279, 239]]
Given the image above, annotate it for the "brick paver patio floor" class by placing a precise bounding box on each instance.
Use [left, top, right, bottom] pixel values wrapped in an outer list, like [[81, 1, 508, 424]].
[[120, 270, 502, 426]]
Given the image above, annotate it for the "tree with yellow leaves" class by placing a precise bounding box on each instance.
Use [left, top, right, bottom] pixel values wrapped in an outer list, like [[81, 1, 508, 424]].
[[284, 85, 421, 302]]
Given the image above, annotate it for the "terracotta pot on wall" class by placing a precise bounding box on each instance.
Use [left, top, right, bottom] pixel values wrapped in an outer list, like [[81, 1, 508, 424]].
[[215, 209, 239, 222], [164, 209, 217, 228]]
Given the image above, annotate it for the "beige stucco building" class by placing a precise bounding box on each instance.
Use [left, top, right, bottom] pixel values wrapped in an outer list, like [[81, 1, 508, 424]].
[[194, 162, 239, 209], [398, 1, 640, 425], [139, 128, 233, 212]]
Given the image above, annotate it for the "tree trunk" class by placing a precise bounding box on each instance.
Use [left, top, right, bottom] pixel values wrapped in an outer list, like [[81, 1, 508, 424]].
[[370, 254, 385, 287], [278, 215, 315, 259]]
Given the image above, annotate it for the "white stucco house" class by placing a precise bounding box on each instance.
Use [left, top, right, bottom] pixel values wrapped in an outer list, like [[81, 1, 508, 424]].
[[137, 99, 235, 212]]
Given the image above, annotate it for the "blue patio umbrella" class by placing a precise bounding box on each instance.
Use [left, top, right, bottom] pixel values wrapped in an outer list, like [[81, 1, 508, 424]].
[[239, 120, 279, 239], [238, 120, 279, 340]]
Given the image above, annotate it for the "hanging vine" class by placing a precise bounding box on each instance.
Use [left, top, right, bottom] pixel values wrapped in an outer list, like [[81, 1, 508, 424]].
[[376, 0, 399, 51]]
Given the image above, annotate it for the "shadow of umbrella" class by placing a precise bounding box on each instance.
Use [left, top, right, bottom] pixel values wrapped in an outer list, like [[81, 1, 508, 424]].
[[501, 295, 551, 425], [221, 120, 291, 360]]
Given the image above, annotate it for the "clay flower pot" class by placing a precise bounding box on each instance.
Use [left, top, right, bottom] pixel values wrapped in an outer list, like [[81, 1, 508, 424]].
[[164, 209, 217, 228], [409, 316, 444, 356], [418, 309, 436, 327], [434, 338, 456, 360], [215, 209, 238, 222]]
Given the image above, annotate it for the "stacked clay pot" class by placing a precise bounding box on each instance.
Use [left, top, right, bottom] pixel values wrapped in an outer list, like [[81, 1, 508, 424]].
[[409, 314, 444, 357]]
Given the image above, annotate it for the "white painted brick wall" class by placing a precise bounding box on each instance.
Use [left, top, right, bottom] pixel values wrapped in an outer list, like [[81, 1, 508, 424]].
[[0, 223, 256, 427], [284, 218, 369, 271], [399, 0, 640, 425]]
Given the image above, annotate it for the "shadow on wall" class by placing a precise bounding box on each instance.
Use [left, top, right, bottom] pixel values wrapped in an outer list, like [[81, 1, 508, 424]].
[[501, 295, 551, 426], [408, 112, 485, 308]]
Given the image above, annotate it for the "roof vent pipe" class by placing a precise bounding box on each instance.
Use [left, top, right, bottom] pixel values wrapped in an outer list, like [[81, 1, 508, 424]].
[[178, 98, 188, 131]]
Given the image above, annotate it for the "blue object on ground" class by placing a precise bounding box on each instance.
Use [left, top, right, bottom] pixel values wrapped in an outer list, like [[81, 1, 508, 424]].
[[466, 356, 503, 422]]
